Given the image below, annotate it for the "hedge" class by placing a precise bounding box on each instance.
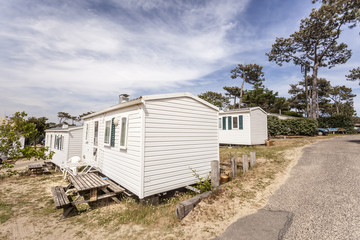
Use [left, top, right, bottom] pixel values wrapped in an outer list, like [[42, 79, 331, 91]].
[[318, 115, 355, 133], [268, 116, 318, 137]]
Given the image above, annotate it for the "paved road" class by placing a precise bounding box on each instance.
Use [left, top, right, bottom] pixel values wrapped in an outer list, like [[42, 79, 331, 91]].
[[215, 135, 360, 240]]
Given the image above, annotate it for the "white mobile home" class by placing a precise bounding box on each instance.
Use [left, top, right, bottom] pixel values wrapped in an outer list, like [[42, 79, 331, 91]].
[[219, 107, 268, 145], [81, 92, 219, 199], [45, 125, 83, 167]]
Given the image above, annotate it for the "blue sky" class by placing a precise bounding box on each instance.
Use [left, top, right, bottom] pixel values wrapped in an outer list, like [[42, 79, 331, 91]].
[[0, 0, 359, 122]]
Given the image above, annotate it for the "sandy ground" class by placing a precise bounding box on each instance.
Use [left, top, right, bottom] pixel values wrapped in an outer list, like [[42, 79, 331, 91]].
[[0, 137, 330, 240], [176, 148, 304, 239]]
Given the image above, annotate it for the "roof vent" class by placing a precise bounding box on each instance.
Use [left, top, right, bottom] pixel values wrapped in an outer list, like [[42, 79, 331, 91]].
[[62, 124, 69, 129], [119, 94, 130, 104]]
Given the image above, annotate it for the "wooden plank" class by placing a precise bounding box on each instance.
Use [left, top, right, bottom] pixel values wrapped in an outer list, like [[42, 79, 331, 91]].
[[69, 173, 109, 192], [176, 191, 212, 219], [231, 157, 237, 180], [69, 176, 80, 190], [86, 173, 109, 189], [242, 155, 248, 172], [51, 187, 61, 207], [59, 187, 70, 206], [70, 175, 89, 191], [72, 192, 117, 205], [51, 186, 70, 209], [79, 174, 93, 189], [90, 188, 97, 202], [87, 173, 104, 187], [107, 181, 125, 193], [250, 152, 256, 167], [211, 160, 219, 188], [101, 187, 120, 203]]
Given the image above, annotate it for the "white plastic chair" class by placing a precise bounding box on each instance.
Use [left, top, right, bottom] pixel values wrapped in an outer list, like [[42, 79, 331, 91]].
[[61, 156, 81, 179]]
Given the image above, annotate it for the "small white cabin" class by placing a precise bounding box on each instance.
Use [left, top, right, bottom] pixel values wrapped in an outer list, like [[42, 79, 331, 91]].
[[219, 107, 268, 145], [81, 92, 219, 199], [45, 125, 83, 167]]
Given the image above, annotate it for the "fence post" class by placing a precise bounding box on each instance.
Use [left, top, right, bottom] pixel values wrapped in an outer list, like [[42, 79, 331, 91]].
[[242, 155, 248, 172], [250, 152, 256, 167], [211, 160, 220, 188], [231, 157, 237, 180]]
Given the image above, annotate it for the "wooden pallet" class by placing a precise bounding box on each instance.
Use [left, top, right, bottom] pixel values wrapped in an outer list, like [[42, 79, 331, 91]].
[[105, 179, 125, 193]]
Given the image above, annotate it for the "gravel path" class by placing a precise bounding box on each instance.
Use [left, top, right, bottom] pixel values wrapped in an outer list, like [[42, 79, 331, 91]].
[[216, 135, 360, 240], [266, 135, 360, 239]]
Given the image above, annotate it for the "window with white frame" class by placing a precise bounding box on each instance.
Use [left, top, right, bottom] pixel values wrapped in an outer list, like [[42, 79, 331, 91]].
[[119, 117, 128, 149], [54, 135, 63, 150], [104, 120, 111, 145], [94, 121, 99, 146], [85, 124, 89, 142], [218, 118, 222, 129], [54, 135, 58, 149], [232, 116, 238, 129]]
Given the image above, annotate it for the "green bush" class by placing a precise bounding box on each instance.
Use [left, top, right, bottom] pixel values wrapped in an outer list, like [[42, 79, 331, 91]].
[[268, 116, 281, 137], [268, 116, 318, 136], [318, 115, 355, 133], [190, 168, 213, 193], [281, 118, 318, 136], [282, 111, 303, 118]]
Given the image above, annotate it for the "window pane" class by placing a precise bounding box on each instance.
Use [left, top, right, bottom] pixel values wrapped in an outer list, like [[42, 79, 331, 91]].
[[222, 117, 226, 130], [233, 116, 238, 128], [104, 121, 111, 144], [120, 117, 127, 147], [239, 115, 243, 130], [218, 118, 221, 129], [94, 121, 99, 146]]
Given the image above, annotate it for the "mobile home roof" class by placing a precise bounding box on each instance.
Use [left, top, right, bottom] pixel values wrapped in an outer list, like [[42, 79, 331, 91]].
[[82, 92, 219, 119]]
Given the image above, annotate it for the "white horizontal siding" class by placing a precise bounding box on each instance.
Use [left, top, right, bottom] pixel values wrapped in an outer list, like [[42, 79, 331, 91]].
[[250, 109, 268, 145], [143, 96, 218, 197], [82, 105, 142, 196], [219, 113, 251, 145], [144, 168, 211, 197], [68, 128, 83, 159]]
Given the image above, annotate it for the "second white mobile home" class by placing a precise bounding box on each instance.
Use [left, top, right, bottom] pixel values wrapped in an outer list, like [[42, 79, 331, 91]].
[[219, 107, 268, 145], [45, 125, 83, 167]]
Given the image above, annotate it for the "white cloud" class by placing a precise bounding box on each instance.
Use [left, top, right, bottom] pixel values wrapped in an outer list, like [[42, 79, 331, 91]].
[[0, 0, 252, 120], [1, 0, 359, 120]]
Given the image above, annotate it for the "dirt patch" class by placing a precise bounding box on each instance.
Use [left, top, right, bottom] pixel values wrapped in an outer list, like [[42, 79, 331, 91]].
[[0, 136, 338, 240]]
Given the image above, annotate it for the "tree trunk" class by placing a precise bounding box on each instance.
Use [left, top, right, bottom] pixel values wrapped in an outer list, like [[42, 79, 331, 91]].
[[311, 65, 319, 119], [316, 90, 319, 119], [239, 78, 245, 109], [305, 68, 309, 118], [336, 102, 340, 115]]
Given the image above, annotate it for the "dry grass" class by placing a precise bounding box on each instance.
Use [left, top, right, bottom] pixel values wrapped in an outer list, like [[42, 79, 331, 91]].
[[0, 135, 338, 239]]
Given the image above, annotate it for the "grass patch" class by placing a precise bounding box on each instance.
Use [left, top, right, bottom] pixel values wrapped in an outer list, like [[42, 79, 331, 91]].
[[0, 201, 13, 224], [94, 192, 191, 228]]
